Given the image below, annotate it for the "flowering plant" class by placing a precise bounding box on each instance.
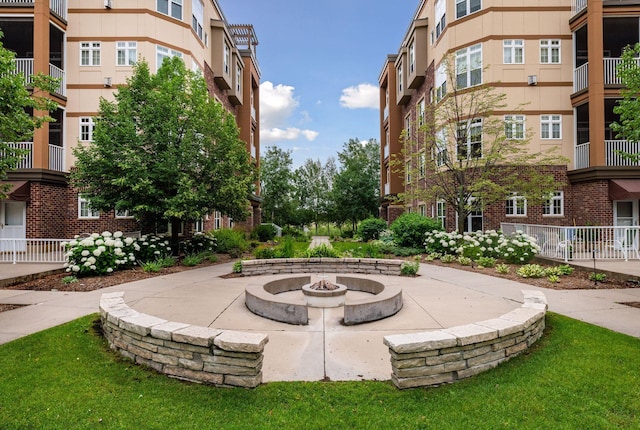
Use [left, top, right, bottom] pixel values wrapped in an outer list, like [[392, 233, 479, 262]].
[[62, 231, 137, 276]]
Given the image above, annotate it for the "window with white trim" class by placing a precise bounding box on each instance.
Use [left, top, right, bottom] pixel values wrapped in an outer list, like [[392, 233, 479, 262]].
[[437, 200, 446, 228], [409, 40, 415, 74], [456, 118, 482, 159], [405, 114, 411, 139], [115, 209, 133, 219], [419, 152, 426, 178], [417, 98, 425, 126], [214, 211, 221, 230], [192, 0, 204, 40], [434, 128, 447, 166], [157, 0, 182, 20], [506, 193, 527, 216], [456, 0, 481, 19], [397, 63, 404, 94], [116, 41, 137, 66], [543, 191, 564, 216], [236, 60, 242, 94], [435, 0, 446, 39], [540, 114, 562, 139], [80, 42, 100, 66], [194, 218, 204, 232], [505, 115, 525, 140], [456, 43, 482, 89], [503, 40, 524, 64], [224, 41, 231, 75], [79, 117, 95, 142], [156, 45, 183, 70], [435, 62, 447, 101], [405, 161, 412, 184], [540, 39, 560, 64], [78, 196, 99, 219], [419, 204, 426, 217]]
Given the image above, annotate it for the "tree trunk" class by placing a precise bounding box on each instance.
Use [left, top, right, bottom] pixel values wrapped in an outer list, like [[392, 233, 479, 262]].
[[170, 216, 181, 256]]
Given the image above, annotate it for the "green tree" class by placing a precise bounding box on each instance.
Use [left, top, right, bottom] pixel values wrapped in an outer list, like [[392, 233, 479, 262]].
[[331, 138, 380, 230], [0, 32, 58, 199], [293, 157, 335, 233], [395, 57, 565, 232], [611, 43, 640, 163], [71, 57, 255, 249], [260, 146, 296, 226]]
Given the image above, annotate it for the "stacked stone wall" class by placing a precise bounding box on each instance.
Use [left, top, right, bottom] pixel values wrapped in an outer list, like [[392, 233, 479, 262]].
[[241, 258, 404, 276]]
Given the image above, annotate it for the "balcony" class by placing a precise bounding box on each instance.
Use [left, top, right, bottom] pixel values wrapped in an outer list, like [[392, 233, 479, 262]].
[[13, 58, 65, 96], [575, 142, 589, 169], [571, 0, 587, 16], [574, 140, 640, 169], [574, 58, 640, 93], [0, 0, 66, 20], [3, 142, 65, 172]]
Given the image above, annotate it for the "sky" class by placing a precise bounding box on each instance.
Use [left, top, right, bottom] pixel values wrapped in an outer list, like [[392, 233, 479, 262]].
[[218, 0, 420, 168]]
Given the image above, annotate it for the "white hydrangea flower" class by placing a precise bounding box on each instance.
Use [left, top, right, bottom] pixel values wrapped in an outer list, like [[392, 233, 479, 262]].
[[107, 268, 113, 273], [91, 233, 100, 239], [114, 231, 123, 238], [102, 231, 112, 237], [88, 257, 96, 264], [93, 249, 102, 257]]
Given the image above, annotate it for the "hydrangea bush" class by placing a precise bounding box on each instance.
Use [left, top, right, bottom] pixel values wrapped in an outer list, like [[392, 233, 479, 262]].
[[62, 231, 171, 277]]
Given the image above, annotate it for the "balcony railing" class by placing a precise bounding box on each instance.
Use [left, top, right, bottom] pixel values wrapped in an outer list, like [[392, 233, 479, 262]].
[[0, 1, 66, 20], [13, 58, 66, 96], [606, 140, 640, 167], [502, 223, 640, 261], [573, 62, 588, 93], [49, 63, 66, 96], [572, 0, 587, 16], [575, 142, 589, 169], [49, 144, 64, 171], [0, 239, 67, 264], [3, 142, 33, 169]]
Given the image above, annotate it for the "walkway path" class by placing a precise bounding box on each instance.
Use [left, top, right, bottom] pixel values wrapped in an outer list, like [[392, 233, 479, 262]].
[[308, 236, 331, 249]]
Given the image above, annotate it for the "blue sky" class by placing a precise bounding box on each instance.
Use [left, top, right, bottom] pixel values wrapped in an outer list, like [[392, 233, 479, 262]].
[[218, 0, 420, 167]]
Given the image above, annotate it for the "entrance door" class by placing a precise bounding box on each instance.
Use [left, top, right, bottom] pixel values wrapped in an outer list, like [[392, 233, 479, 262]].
[[0, 201, 26, 251]]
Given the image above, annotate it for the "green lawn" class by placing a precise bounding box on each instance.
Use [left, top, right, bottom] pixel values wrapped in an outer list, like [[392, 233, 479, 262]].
[[1, 313, 639, 429]]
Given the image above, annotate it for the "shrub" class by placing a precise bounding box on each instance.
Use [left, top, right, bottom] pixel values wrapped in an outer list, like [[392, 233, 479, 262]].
[[343, 243, 383, 258], [388, 246, 424, 257], [232, 260, 243, 273], [495, 263, 510, 274], [391, 213, 443, 248], [212, 228, 248, 254], [303, 244, 341, 258], [589, 272, 607, 282], [182, 254, 203, 266], [158, 256, 176, 268], [63, 231, 138, 277], [496, 231, 540, 264], [358, 218, 388, 242], [548, 275, 561, 283], [457, 256, 472, 266], [440, 254, 456, 263], [140, 260, 163, 273], [136, 234, 172, 262], [424, 230, 463, 255], [180, 233, 217, 255], [556, 264, 575, 276], [62, 276, 78, 285], [254, 224, 277, 242], [275, 236, 296, 258], [517, 264, 547, 278], [476, 256, 496, 268], [400, 260, 420, 276], [340, 229, 354, 239], [254, 245, 277, 259]]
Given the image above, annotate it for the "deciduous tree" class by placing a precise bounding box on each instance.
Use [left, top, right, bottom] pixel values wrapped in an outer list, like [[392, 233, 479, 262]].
[[611, 43, 640, 163]]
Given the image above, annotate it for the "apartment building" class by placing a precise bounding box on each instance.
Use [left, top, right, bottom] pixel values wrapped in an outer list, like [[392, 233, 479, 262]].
[[0, 0, 260, 242], [380, 0, 640, 231]]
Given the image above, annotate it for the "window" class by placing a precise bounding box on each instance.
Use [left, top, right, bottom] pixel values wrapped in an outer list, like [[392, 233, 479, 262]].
[[224, 42, 231, 75], [157, 0, 182, 20], [419, 204, 426, 217], [435, 0, 446, 39], [435, 62, 447, 101], [405, 161, 412, 184], [192, 0, 204, 40], [214, 211, 221, 230], [80, 42, 100, 66], [456, 44, 482, 89], [456, 0, 481, 19], [116, 42, 137, 66], [456, 118, 482, 159], [505, 115, 525, 140], [115, 209, 133, 219], [236, 61, 242, 94], [156, 45, 183, 70], [397, 63, 404, 94], [405, 114, 411, 139], [543, 191, 564, 216], [434, 128, 447, 166], [541, 114, 562, 139], [437, 200, 446, 228], [419, 152, 426, 178], [79, 117, 95, 141], [540, 39, 560, 64], [506, 193, 527, 216], [194, 218, 204, 232], [409, 40, 415, 74], [503, 40, 524, 64], [417, 98, 425, 126], [78, 196, 99, 219]]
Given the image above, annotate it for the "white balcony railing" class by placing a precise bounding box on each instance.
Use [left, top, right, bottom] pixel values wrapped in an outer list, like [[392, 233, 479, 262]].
[[49, 63, 66, 96], [573, 62, 588, 93], [13, 59, 66, 96], [572, 0, 587, 16], [606, 140, 640, 167], [575, 142, 590, 169], [0, 239, 67, 264], [49, 0, 67, 20], [49, 144, 64, 171], [502, 223, 640, 262], [604, 57, 640, 86], [2, 142, 33, 169]]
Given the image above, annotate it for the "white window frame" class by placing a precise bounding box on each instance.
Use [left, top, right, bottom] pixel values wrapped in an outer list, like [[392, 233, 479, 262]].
[[435, 0, 446, 39], [116, 41, 137, 66], [405, 114, 411, 139], [434, 128, 447, 167], [409, 40, 416, 74], [456, 0, 481, 19], [437, 200, 446, 228], [192, 0, 204, 40], [540, 114, 562, 139], [115, 209, 134, 219], [435, 62, 447, 101], [79, 117, 95, 142], [419, 152, 426, 178], [417, 98, 425, 126], [456, 43, 482, 89], [80, 42, 100, 66], [456, 118, 482, 159], [156, 45, 183, 71], [543, 191, 564, 216], [540, 39, 561, 64], [506, 193, 527, 217], [224, 41, 231, 75], [78, 196, 99, 219], [505, 115, 525, 140], [419, 204, 426, 217], [157, 0, 182, 20], [503, 39, 524, 64], [194, 218, 204, 232], [405, 161, 412, 184], [214, 211, 221, 230], [397, 63, 404, 94], [236, 60, 242, 94]]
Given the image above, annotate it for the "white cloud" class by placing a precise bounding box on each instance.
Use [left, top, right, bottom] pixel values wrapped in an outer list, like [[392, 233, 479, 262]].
[[339, 83, 379, 109], [259, 81, 319, 142]]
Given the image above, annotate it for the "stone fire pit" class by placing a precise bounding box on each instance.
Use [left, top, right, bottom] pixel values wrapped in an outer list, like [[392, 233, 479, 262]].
[[301, 278, 348, 308]]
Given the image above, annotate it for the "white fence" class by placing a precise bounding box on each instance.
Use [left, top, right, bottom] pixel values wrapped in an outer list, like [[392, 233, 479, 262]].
[[0, 239, 67, 264], [502, 223, 640, 262]]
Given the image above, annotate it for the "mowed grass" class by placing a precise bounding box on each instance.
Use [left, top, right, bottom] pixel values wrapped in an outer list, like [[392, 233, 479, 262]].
[[1, 313, 639, 429]]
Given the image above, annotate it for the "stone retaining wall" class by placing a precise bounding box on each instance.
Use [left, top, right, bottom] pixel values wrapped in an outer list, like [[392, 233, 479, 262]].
[[99, 292, 268, 388], [383, 290, 547, 389], [241, 258, 404, 276]]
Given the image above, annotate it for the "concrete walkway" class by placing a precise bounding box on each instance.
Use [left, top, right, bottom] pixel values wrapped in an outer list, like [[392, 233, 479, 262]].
[[308, 236, 331, 249], [1, 260, 640, 382]]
